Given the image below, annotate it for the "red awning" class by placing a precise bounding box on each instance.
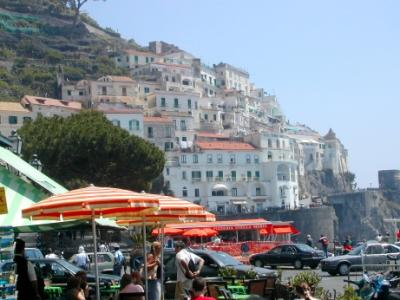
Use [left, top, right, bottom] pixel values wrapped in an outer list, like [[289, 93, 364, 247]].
[[273, 225, 300, 235], [166, 218, 271, 231]]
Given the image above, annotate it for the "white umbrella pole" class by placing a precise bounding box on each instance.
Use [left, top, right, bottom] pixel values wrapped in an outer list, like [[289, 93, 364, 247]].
[[91, 211, 100, 300], [161, 223, 165, 300], [142, 218, 148, 300]]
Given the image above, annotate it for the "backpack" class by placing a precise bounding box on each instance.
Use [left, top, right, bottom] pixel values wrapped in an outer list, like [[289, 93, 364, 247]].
[[322, 238, 329, 246]]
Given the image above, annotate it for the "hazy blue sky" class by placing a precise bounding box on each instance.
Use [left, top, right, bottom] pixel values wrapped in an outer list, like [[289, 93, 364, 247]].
[[85, 0, 400, 188]]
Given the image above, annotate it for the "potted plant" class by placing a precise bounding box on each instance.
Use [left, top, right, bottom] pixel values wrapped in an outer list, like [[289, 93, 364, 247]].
[[291, 271, 322, 295], [244, 268, 258, 280], [218, 266, 238, 281]]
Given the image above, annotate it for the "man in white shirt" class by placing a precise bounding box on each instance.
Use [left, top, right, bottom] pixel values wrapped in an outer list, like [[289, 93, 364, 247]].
[[174, 241, 204, 300], [73, 246, 90, 270]]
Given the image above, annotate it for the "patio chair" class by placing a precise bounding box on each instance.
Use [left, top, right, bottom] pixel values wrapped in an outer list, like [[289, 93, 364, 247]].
[[264, 277, 276, 300], [118, 292, 145, 300], [247, 278, 267, 297]]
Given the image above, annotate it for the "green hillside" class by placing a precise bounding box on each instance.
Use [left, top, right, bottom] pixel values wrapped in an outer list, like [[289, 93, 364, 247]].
[[0, 0, 140, 100]]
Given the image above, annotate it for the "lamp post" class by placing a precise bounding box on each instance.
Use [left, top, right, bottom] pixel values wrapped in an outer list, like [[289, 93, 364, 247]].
[[8, 130, 22, 156], [30, 154, 42, 172]]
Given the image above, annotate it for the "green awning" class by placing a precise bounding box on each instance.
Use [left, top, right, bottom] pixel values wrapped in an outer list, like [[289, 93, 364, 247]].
[[0, 146, 67, 195]]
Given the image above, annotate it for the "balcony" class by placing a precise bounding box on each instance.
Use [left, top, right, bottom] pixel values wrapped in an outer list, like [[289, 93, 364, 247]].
[[253, 177, 260, 181], [215, 177, 223, 182]]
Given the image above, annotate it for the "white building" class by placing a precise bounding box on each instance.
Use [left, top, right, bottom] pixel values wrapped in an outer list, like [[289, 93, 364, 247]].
[[99, 106, 144, 138], [214, 63, 251, 96], [143, 116, 175, 152], [0, 102, 32, 137], [114, 49, 160, 69]]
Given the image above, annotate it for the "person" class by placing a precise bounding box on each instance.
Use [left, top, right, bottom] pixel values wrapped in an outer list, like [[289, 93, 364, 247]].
[[318, 234, 329, 258], [99, 242, 107, 252], [383, 232, 390, 243], [342, 238, 353, 254], [295, 282, 319, 300], [113, 244, 125, 276], [131, 271, 143, 287], [65, 276, 86, 300], [130, 248, 142, 272], [45, 248, 58, 259], [120, 273, 144, 293], [397, 229, 400, 242], [376, 233, 383, 242], [190, 277, 216, 300], [75, 271, 90, 299], [175, 241, 204, 300], [147, 241, 162, 300], [213, 236, 221, 244], [14, 238, 42, 300], [73, 246, 90, 271], [306, 234, 313, 248]]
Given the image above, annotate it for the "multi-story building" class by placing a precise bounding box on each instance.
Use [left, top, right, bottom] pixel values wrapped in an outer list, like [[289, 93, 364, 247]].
[[0, 102, 32, 137], [21, 95, 82, 118], [143, 116, 175, 152], [114, 49, 160, 69], [214, 63, 251, 96]]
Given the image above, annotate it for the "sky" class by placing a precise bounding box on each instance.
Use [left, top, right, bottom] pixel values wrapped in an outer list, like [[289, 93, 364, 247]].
[[85, 0, 400, 188]]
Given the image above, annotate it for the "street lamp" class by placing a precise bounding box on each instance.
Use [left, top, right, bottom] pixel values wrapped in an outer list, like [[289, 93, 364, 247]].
[[8, 130, 22, 156], [30, 154, 42, 172]]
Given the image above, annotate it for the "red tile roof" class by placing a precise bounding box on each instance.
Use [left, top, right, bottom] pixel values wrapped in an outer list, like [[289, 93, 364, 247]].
[[197, 132, 228, 138], [143, 116, 172, 123], [99, 108, 142, 114], [21, 95, 82, 110], [196, 141, 255, 151]]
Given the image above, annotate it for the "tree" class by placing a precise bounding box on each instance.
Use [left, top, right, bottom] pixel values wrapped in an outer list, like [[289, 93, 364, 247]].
[[67, 0, 105, 26], [18, 111, 165, 191]]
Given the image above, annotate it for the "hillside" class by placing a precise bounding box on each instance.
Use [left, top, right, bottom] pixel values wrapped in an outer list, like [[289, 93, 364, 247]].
[[0, 0, 141, 100]]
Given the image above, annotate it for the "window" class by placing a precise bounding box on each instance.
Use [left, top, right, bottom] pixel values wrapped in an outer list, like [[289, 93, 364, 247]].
[[182, 187, 188, 197], [180, 120, 187, 131], [172, 76, 176, 83], [129, 120, 140, 131], [79, 91, 84, 96], [191, 171, 201, 181], [188, 99, 192, 109], [181, 155, 187, 164], [247, 171, 252, 178], [174, 98, 179, 108], [206, 171, 213, 181], [166, 168, 170, 176], [268, 152, 273, 160], [255, 171, 260, 178], [147, 127, 153, 138], [231, 188, 238, 197], [67, 90, 72, 96], [204, 114, 208, 120], [164, 142, 173, 151], [165, 127, 172, 138], [161, 98, 166, 107], [246, 154, 251, 164], [277, 164, 290, 181], [217, 205, 225, 214], [230, 154, 236, 164], [268, 139, 272, 148], [256, 187, 261, 196], [195, 188, 200, 197], [182, 137, 187, 141], [182, 171, 187, 180], [146, 57, 149, 63], [195, 102, 198, 109], [151, 57, 154, 62], [144, 87, 150, 94], [231, 171, 236, 181], [276, 139, 280, 148], [213, 114, 217, 121], [23, 116, 32, 123], [217, 154, 223, 163], [134, 56, 138, 63], [101, 86, 107, 95], [207, 154, 213, 164], [193, 154, 198, 164], [122, 87, 127, 96], [254, 155, 259, 164], [111, 119, 120, 127], [218, 171, 223, 179]]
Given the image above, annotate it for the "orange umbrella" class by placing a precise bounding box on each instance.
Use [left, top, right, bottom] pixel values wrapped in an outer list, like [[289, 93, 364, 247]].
[[183, 228, 219, 237], [260, 228, 271, 235], [22, 185, 160, 300]]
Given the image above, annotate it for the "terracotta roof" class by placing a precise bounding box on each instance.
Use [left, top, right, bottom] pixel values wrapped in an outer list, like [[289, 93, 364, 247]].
[[143, 116, 172, 123], [0, 102, 30, 113], [108, 76, 134, 82], [21, 96, 82, 110], [196, 141, 255, 151], [197, 132, 228, 138], [99, 108, 142, 114]]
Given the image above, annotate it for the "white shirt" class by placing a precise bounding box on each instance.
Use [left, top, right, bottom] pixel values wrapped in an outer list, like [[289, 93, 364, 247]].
[[45, 253, 59, 259], [74, 252, 89, 267], [175, 249, 201, 283]]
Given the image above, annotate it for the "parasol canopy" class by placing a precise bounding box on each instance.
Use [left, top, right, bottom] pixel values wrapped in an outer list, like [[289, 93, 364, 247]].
[[151, 227, 184, 236], [183, 228, 219, 237], [22, 185, 160, 220]]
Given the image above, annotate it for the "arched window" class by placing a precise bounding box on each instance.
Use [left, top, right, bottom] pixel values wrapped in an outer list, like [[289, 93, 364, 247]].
[[129, 119, 140, 131], [277, 164, 290, 181]]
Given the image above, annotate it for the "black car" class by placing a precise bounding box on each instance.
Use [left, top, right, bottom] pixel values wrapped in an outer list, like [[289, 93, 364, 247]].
[[249, 243, 325, 269], [0, 258, 119, 286], [163, 248, 276, 280]]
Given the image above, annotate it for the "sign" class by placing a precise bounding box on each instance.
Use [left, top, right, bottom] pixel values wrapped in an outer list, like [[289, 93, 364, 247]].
[[0, 187, 7, 214]]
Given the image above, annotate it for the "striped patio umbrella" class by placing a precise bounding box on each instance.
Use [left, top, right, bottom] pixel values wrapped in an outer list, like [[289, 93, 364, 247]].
[[22, 185, 160, 300]]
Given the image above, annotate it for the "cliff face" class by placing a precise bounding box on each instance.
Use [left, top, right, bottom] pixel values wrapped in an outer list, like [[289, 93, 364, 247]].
[[299, 170, 353, 201]]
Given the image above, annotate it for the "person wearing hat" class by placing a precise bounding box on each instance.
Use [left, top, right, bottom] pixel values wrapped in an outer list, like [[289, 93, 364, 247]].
[[113, 244, 125, 276], [14, 238, 42, 300]]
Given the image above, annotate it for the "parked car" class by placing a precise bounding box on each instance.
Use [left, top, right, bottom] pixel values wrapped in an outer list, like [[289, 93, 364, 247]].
[[320, 242, 400, 276], [25, 248, 44, 259], [163, 248, 276, 281], [69, 252, 114, 274], [249, 243, 325, 269], [0, 258, 119, 286]]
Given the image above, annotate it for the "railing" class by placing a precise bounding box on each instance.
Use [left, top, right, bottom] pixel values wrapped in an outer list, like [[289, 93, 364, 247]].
[[193, 241, 282, 257]]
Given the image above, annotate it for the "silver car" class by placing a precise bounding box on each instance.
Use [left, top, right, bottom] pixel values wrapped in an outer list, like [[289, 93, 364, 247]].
[[320, 242, 400, 276], [69, 252, 115, 274]]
